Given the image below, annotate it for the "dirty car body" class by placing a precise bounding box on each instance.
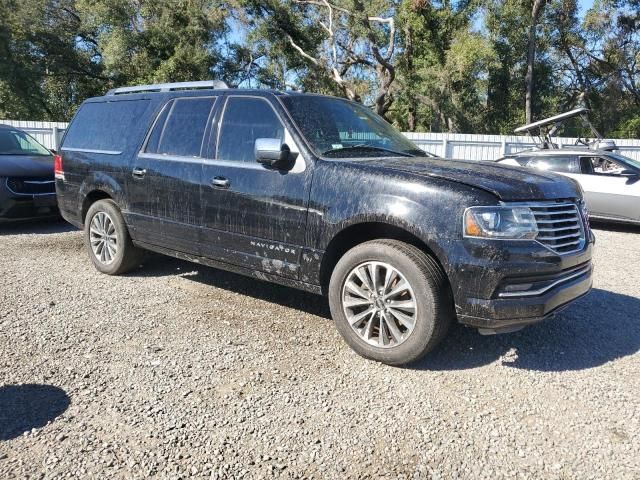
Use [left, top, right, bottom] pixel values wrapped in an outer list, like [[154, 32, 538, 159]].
[[55, 83, 594, 364], [0, 124, 58, 223]]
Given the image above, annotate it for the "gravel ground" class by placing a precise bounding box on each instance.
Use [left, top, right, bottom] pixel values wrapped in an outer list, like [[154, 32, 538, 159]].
[[1, 220, 639, 479]]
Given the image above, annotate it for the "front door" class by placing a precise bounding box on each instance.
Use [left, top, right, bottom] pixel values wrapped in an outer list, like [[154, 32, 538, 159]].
[[200, 95, 312, 279], [573, 156, 640, 222], [126, 96, 217, 254]]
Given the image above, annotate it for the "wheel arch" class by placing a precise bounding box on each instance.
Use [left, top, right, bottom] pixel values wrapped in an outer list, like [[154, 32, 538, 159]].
[[80, 190, 114, 224], [319, 221, 450, 295], [77, 173, 126, 225]]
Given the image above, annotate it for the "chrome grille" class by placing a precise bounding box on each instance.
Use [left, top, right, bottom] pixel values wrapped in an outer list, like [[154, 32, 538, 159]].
[[6, 177, 56, 195], [530, 203, 585, 254]]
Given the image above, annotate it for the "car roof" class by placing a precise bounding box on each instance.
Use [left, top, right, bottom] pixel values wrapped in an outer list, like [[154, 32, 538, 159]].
[[86, 85, 349, 104]]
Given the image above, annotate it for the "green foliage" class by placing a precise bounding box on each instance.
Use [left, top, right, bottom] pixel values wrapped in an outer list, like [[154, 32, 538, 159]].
[[0, 0, 638, 138]]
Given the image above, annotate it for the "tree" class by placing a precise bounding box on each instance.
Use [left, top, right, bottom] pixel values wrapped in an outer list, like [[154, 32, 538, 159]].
[[525, 0, 547, 124], [391, 0, 497, 133], [239, 0, 400, 116]]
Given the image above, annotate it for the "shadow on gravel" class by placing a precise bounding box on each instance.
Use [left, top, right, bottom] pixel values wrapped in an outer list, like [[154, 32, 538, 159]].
[[0, 218, 73, 236], [127, 254, 332, 319], [414, 288, 640, 372], [591, 221, 640, 234], [0, 384, 70, 440]]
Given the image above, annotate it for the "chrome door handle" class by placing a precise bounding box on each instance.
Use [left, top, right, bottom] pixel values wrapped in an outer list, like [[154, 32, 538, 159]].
[[211, 177, 230, 188], [132, 167, 147, 178]]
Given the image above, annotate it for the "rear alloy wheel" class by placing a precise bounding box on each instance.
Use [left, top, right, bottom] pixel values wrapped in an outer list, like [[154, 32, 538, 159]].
[[329, 239, 453, 366], [84, 199, 143, 275], [89, 211, 118, 265]]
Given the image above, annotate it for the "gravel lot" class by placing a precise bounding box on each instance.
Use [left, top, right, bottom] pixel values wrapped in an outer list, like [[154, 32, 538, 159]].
[[1, 221, 639, 479]]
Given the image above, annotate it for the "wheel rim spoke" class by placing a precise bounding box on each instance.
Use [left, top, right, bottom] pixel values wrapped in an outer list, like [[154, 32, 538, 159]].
[[89, 211, 117, 265], [387, 307, 415, 329], [348, 307, 375, 327], [382, 312, 403, 344], [342, 261, 418, 349]]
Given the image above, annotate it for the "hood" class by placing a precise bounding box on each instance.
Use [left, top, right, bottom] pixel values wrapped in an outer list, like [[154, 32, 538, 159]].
[[355, 157, 581, 201], [0, 154, 54, 178]]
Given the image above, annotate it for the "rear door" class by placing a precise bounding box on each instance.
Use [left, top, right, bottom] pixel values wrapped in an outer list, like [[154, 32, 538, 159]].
[[199, 95, 312, 279], [126, 96, 217, 254]]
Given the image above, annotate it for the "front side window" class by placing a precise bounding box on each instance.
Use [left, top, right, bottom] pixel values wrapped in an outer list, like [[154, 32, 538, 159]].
[[217, 97, 285, 163], [146, 97, 215, 157], [527, 156, 579, 173], [0, 129, 51, 156], [280, 96, 424, 158]]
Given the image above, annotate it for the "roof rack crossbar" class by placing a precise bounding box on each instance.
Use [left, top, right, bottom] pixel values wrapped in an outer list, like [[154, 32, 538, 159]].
[[107, 80, 229, 96]]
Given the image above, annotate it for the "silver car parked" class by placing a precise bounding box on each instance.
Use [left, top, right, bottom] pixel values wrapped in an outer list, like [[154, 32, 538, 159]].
[[497, 149, 640, 225]]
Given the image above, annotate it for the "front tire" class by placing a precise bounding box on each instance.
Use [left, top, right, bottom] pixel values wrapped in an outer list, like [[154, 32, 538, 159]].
[[328, 240, 453, 366], [84, 199, 142, 275]]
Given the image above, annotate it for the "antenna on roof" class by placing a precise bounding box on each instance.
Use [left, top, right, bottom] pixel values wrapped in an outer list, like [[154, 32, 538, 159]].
[[106, 80, 229, 96]]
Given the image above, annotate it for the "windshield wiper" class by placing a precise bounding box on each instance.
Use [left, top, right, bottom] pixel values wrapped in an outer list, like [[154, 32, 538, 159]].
[[322, 144, 415, 158]]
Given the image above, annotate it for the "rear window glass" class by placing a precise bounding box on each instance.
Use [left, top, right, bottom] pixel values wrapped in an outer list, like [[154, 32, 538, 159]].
[[146, 97, 215, 157], [63, 100, 149, 152]]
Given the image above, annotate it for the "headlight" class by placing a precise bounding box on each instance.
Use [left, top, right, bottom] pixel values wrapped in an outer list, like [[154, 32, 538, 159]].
[[464, 206, 538, 239]]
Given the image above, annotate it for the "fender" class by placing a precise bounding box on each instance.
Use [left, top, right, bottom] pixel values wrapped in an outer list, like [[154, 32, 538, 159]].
[[77, 171, 127, 219], [302, 159, 499, 289]]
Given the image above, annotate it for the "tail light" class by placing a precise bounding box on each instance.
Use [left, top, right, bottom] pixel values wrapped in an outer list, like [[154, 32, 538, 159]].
[[54, 154, 64, 180]]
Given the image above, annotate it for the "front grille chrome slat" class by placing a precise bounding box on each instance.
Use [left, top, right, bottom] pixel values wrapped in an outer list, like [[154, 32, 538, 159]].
[[527, 202, 586, 255], [6, 177, 56, 195]]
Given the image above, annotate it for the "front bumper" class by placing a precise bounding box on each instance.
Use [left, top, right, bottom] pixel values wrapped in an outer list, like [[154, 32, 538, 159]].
[[0, 183, 59, 223], [448, 233, 594, 333]]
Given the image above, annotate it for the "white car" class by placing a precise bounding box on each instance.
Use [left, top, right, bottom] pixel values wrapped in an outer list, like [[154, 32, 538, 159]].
[[497, 149, 640, 225]]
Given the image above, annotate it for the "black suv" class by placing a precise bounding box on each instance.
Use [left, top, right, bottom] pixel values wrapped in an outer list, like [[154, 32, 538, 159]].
[[56, 81, 594, 365]]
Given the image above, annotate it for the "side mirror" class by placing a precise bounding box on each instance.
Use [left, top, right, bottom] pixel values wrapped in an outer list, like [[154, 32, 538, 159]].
[[620, 169, 638, 176], [254, 138, 297, 171]]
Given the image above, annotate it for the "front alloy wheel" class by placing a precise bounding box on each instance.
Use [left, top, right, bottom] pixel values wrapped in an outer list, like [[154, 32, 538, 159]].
[[342, 261, 417, 348], [329, 239, 453, 366]]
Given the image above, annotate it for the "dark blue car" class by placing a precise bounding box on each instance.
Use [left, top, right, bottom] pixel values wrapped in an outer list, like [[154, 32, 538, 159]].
[[0, 124, 59, 223]]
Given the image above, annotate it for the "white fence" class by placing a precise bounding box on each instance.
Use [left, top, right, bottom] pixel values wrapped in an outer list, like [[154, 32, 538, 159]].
[[403, 132, 640, 162], [2, 119, 640, 161]]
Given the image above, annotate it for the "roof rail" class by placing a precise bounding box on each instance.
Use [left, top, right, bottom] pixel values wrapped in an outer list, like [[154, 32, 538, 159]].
[[106, 80, 229, 96]]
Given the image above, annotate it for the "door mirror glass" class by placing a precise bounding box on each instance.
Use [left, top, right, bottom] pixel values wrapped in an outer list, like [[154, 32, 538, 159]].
[[255, 138, 297, 170]]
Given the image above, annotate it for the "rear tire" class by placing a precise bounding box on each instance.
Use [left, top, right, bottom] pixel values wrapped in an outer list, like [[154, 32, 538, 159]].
[[84, 199, 143, 275], [328, 239, 453, 366]]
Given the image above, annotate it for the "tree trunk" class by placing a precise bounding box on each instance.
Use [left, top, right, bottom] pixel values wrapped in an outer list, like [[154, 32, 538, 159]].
[[405, 24, 416, 131], [525, 0, 546, 124]]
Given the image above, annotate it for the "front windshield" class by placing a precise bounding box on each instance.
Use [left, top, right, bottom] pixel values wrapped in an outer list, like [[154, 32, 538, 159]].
[[0, 129, 51, 156], [280, 96, 426, 158], [607, 153, 640, 171]]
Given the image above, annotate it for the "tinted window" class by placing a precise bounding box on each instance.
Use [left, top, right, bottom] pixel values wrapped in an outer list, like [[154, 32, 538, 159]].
[[527, 156, 579, 173], [280, 96, 423, 158], [63, 100, 149, 152], [217, 97, 284, 162], [145, 102, 172, 154], [149, 97, 215, 157]]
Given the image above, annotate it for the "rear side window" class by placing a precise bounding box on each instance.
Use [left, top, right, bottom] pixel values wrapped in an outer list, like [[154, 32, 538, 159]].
[[63, 100, 149, 152], [145, 97, 215, 157], [527, 156, 579, 173]]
